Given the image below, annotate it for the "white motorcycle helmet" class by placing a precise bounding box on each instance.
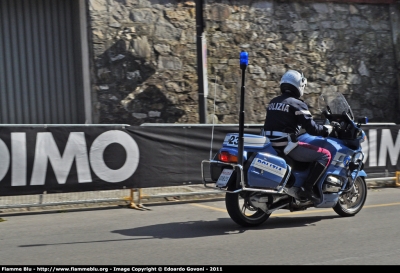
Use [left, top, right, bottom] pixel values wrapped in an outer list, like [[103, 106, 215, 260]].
[[280, 70, 307, 98]]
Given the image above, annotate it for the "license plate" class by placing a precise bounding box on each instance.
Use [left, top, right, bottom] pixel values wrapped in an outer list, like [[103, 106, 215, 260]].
[[216, 169, 233, 188]]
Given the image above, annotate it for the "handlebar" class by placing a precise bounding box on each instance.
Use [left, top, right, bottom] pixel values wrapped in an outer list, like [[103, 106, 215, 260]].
[[322, 112, 363, 141]]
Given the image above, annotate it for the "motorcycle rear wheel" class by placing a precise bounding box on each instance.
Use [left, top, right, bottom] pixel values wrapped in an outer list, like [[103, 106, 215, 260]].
[[225, 192, 271, 227], [333, 176, 367, 217]]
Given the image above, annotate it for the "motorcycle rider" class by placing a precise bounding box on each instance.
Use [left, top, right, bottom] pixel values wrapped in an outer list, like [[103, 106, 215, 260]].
[[262, 69, 332, 202]]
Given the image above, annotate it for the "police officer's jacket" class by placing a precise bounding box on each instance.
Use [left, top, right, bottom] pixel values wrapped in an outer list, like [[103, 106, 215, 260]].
[[262, 92, 328, 147]]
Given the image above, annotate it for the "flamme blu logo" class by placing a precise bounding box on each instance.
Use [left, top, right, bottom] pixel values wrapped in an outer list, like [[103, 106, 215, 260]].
[[252, 158, 286, 178]]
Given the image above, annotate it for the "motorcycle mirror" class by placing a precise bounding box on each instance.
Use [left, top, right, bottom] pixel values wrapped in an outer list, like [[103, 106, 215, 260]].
[[322, 110, 332, 120], [357, 117, 368, 125]]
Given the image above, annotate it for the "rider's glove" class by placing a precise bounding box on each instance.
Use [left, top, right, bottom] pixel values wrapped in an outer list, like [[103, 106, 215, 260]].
[[328, 121, 341, 137], [322, 125, 332, 137], [331, 121, 341, 129]]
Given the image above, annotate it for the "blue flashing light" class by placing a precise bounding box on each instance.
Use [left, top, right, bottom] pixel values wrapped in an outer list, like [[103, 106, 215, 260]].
[[240, 51, 248, 66]]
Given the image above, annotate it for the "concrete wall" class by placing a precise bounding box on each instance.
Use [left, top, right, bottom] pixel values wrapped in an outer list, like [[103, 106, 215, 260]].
[[87, 0, 400, 125]]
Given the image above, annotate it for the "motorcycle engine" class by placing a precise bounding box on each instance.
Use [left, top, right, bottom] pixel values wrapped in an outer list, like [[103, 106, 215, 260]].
[[322, 176, 344, 193]]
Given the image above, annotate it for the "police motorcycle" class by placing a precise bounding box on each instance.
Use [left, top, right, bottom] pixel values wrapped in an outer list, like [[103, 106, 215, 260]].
[[201, 51, 368, 227]]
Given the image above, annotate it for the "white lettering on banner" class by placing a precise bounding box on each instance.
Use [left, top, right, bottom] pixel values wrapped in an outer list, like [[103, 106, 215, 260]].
[[0, 139, 10, 182], [31, 132, 92, 185], [0, 130, 139, 186], [361, 134, 369, 164], [361, 129, 400, 168], [90, 130, 139, 183], [11, 133, 27, 186], [379, 129, 400, 166], [367, 129, 377, 167]]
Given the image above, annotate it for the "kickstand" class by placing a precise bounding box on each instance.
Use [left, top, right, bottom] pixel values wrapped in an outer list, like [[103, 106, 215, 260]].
[[137, 203, 151, 210], [128, 189, 151, 211], [129, 202, 151, 211]]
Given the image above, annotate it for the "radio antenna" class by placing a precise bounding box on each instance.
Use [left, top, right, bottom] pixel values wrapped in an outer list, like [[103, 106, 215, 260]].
[[209, 70, 218, 160]]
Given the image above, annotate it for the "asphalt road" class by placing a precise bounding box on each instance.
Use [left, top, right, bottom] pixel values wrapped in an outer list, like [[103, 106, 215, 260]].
[[1, 187, 400, 265]]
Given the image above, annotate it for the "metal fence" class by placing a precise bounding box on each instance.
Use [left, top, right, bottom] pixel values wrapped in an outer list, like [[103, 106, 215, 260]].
[[0, 185, 227, 212], [0, 176, 398, 213]]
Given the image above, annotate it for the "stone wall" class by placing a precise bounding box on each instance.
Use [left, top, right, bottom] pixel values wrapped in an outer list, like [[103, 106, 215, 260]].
[[87, 0, 400, 125]]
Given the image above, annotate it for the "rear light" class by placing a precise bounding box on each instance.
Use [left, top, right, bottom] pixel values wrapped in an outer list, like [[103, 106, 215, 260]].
[[218, 151, 238, 163]]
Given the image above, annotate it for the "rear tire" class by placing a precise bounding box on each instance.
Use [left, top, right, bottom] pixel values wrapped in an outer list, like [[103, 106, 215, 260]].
[[225, 191, 271, 227], [333, 176, 367, 217]]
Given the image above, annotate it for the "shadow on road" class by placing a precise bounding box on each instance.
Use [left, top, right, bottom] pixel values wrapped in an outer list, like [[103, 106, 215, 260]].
[[111, 215, 340, 239], [18, 214, 340, 247], [20, 216, 341, 247]]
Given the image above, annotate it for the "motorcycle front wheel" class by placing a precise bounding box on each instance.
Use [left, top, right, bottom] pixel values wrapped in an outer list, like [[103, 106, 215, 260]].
[[333, 176, 367, 217], [225, 192, 271, 227]]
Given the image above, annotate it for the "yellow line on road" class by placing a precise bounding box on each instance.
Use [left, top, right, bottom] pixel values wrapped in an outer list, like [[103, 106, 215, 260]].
[[364, 202, 400, 208], [190, 202, 400, 217], [190, 203, 332, 216], [190, 203, 227, 212]]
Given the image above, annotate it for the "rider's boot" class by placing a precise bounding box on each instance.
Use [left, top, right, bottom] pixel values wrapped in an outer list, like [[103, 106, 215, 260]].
[[298, 161, 326, 202]]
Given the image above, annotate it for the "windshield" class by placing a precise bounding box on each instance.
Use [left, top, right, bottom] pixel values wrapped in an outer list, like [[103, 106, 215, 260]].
[[317, 90, 354, 120]]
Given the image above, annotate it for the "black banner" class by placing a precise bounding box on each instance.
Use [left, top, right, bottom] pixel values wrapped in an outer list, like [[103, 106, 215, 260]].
[[0, 124, 398, 196], [127, 125, 261, 189], [361, 124, 400, 176], [0, 125, 140, 196]]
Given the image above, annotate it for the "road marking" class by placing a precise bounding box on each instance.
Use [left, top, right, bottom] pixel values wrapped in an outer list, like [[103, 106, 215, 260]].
[[364, 202, 400, 208], [190, 203, 227, 212], [190, 202, 400, 216], [190, 203, 332, 216]]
